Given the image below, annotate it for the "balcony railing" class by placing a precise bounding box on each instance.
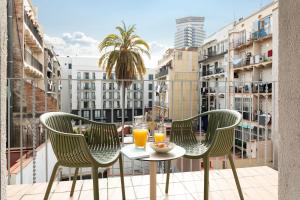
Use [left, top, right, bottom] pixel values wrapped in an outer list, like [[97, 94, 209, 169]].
[[24, 49, 43, 72], [6, 78, 277, 200], [24, 12, 43, 46], [233, 54, 272, 68], [201, 67, 225, 77]]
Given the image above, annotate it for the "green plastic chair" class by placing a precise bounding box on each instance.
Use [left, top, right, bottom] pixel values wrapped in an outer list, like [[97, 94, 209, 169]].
[[40, 112, 126, 200], [165, 109, 244, 200]]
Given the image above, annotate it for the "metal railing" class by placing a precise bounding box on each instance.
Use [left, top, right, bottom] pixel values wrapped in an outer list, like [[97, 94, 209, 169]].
[[24, 12, 43, 46], [24, 49, 43, 72], [6, 77, 276, 185]]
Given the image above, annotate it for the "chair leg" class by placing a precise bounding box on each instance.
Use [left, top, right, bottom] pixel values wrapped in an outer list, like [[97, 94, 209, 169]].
[[203, 157, 209, 200], [92, 167, 99, 200], [165, 160, 171, 194], [70, 168, 79, 197], [44, 162, 60, 200], [228, 154, 244, 200], [119, 155, 126, 200]]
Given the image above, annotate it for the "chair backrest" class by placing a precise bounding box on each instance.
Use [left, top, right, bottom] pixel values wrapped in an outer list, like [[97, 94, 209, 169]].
[[170, 109, 241, 157], [40, 112, 93, 166], [205, 110, 241, 156]]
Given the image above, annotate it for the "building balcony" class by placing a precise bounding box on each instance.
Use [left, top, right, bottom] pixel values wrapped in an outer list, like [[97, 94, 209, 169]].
[[24, 12, 43, 52], [24, 49, 44, 77], [201, 67, 225, 79], [233, 54, 272, 71], [199, 50, 228, 63]]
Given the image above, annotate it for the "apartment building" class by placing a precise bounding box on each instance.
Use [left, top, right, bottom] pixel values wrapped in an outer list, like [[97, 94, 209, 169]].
[[175, 17, 205, 48], [44, 46, 61, 109], [155, 48, 199, 121], [9, 0, 60, 149], [228, 2, 278, 161], [60, 56, 156, 123], [198, 23, 233, 113]]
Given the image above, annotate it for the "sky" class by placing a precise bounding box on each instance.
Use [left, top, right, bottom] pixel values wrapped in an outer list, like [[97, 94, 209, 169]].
[[33, 0, 272, 68]]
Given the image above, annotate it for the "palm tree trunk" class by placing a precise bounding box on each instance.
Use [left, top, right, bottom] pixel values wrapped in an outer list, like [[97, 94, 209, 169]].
[[121, 83, 125, 145]]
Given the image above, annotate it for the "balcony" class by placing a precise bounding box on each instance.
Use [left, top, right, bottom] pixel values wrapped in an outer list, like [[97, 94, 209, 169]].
[[201, 67, 225, 79], [199, 50, 228, 63], [233, 54, 272, 71], [24, 49, 44, 77], [7, 166, 278, 200], [6, 78, 278, 200], [24, 12, 43, 51]]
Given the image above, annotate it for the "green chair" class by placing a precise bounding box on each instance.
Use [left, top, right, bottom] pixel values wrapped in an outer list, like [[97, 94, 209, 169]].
[[40, 112, 126, 200], [165, 109, 244, 200]]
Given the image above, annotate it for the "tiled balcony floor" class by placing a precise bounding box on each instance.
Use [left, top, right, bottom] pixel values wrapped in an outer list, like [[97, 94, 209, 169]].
[[8, 166, 278, 200]]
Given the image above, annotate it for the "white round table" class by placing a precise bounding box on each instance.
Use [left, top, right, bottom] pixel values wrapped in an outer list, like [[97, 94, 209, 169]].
[[121, 143, 185, 200]]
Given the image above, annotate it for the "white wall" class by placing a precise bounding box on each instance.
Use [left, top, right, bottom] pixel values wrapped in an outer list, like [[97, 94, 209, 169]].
[[11, 142, 57, 184], [278, 0, 300, 199]]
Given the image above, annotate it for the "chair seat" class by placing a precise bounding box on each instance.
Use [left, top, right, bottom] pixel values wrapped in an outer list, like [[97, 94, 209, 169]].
[[175, 142, 209, 158], [89, 146, 120, 165]]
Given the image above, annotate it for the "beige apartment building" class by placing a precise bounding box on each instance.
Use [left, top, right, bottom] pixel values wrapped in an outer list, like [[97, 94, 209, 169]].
[[228, 1, 278, 163], [155, 48, 199, 121], [198, 23, 233, 113]]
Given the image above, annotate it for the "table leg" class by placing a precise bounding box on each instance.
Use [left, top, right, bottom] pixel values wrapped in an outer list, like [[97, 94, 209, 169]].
[[149, 161, 157, 200]]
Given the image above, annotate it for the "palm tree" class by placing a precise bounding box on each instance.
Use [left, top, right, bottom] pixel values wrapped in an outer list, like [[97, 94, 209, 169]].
[[98, 22, 150, 141]]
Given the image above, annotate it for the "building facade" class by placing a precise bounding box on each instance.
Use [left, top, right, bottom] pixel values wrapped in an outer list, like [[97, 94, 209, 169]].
[[155, 48, 199, 121], [228, 2, 278, 161], [198, 23, 233, 113], [60, 56, 156, 123], [10, 0, 60, 149], [175, 16, 205, 49]]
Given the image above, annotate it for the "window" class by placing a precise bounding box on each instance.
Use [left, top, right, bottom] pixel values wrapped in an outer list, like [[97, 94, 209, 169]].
[[109, 83, 114, 90], [117, 101, 120, 108], [103, 83, 106, 90], [68, 63, 72, 69], [134, 101, 138, 108], [77, 72, 81, 80], [148, 74, 153, 80], [83, 82, 89, 89], [134, 92, 138, 99], [149, 101, 152, 108], [84, 72, 89, 79], [91, 101, 95, 108], [92, 72, 96, 79], [83, 92, 89, 99], [109, 101, 113, 108], [95, 110, 101, 119], [103, 101, 107, 109], [91, 82, 95, 90], [83, 111, 89, 118], [148, 84, 153, 90], [83, 101, 89, 109], [103, 73, 106, 80], [109, 92, 113, 99], [91, 92, 95, 99], [148, 92, 152, 99]]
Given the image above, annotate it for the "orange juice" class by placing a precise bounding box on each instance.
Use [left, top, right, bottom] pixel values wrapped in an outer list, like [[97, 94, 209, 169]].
[[133, 129, 148, 147], [154, 132, 165, 143]]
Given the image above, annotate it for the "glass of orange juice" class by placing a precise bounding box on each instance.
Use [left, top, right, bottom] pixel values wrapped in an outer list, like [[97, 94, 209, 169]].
[[154, 132, 165, 143], [133, 125, 148, 148]]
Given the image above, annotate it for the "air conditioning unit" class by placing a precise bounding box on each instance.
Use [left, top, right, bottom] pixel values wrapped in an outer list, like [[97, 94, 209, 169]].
[[254, 55, 261, 64]]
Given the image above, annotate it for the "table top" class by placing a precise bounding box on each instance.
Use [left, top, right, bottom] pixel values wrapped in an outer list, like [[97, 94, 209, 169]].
[[121, 142, 185, 162]]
